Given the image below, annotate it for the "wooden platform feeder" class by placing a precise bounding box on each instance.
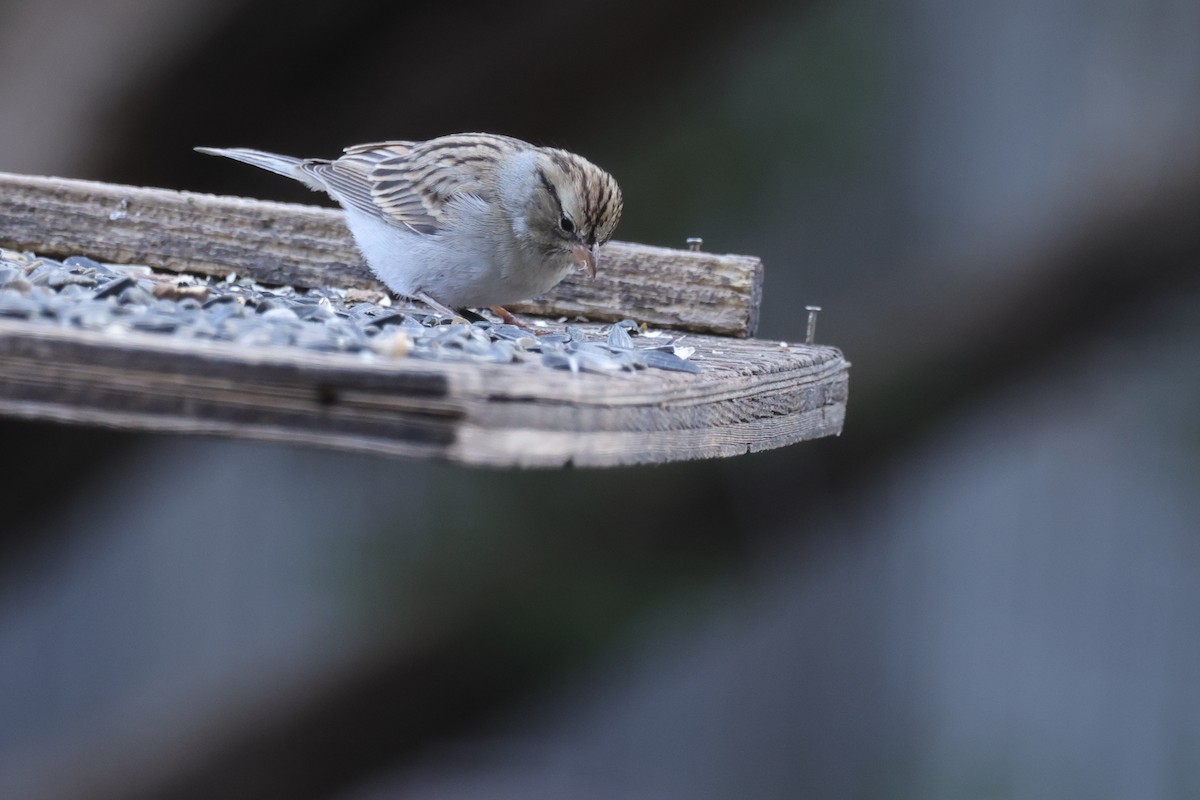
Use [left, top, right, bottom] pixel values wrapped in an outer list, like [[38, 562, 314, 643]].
[[0, 172, 849, 467]]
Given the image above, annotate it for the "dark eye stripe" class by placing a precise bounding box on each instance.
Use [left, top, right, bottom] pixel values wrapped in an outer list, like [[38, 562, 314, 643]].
[[536, 168, 562, 210]]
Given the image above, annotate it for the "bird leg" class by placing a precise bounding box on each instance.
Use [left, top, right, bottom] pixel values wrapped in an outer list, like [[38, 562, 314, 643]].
[[415, 291, 461, 320], [415, 293, 537, 332], [489, 305, 530, 328]]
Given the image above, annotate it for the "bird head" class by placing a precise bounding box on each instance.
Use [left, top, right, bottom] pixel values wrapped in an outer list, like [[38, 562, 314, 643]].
[[524, 148, 623, 279]]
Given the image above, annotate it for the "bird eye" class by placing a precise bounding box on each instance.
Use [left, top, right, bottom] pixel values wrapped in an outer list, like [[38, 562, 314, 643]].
[[559, 214, 575, 234]]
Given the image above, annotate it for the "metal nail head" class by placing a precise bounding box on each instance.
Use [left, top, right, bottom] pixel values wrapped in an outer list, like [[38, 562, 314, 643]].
[[686, 237, 703, 252], [805, 305, 821, 345]]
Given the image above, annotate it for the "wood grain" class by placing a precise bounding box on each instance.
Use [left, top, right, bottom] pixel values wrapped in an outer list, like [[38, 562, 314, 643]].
[[0, 317, 847, 468], [0, 172, 763, 337]]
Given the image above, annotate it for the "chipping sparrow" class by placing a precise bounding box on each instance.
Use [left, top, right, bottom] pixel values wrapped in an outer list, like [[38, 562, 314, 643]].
[[196, 134, 623, 318]]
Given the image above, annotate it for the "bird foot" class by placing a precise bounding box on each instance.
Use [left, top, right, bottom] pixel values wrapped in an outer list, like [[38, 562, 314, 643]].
[[489, 305, 535, 330]]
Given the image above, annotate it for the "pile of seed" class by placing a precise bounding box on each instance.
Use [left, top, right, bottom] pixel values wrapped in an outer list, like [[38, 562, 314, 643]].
[[0, 249, 700, 374]]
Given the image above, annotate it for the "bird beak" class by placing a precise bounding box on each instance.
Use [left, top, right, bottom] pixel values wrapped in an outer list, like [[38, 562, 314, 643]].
[[572, 243, 598, 279]]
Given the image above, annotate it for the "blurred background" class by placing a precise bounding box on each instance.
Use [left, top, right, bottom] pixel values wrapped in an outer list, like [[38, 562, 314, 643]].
[[2, 0, 1200, 797]]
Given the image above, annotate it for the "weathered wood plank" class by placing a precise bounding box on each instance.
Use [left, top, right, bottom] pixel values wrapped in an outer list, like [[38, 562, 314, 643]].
[[0, 172, 762, 337], [0, 317, 846, 467]]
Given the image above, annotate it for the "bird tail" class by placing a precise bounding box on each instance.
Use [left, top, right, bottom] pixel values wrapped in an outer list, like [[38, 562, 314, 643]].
[[194, 146, 327, 191]]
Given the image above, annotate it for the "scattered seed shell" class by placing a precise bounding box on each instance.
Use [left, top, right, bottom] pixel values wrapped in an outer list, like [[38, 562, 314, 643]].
[[4, 248, 708, 377]]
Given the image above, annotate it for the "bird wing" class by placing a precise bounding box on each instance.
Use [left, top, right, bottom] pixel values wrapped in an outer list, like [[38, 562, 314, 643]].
[[291, 141, 433, 230], [299, 135, 520, 236], [362, 144, 457, 235], [296, 155, 391, 224], [366, 135, 526, 235]]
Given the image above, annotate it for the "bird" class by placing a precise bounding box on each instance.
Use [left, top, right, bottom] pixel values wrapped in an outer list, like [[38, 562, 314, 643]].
[[196, 134, 623, 322]]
